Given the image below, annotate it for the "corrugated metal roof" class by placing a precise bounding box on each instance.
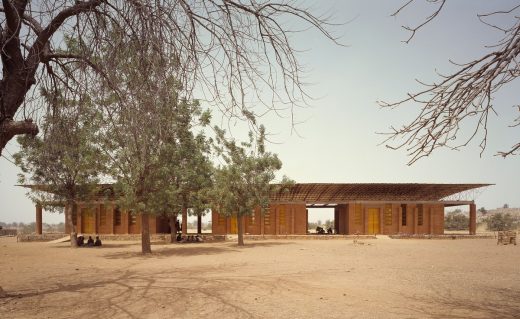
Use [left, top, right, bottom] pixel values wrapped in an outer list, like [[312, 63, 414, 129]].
[[270, 183, 492, 203]]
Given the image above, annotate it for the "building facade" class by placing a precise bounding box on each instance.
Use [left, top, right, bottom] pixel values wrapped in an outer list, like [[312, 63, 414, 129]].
[[31, 183, 489, 236], [212, 183, 488, 236]]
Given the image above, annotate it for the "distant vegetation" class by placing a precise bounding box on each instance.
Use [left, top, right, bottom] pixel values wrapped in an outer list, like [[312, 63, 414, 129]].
[[444, 210, 469, 231], [482, 213, 519, 231], [0, 222, 64, 234], [446, 207, 520, 231]]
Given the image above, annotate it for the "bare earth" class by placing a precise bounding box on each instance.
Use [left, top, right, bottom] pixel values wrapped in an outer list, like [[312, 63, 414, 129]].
[[0, 236, 519, 319]]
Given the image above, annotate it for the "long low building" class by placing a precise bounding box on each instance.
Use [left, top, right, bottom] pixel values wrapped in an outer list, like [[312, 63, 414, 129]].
[[212, 183, 490, 235], [29, 183, 490, 236]]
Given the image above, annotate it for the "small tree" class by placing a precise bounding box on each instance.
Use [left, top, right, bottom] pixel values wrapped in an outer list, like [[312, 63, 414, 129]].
[[213, 125, 290, 246], [146, 101, 213, 243], [14, 89, 104, 247]]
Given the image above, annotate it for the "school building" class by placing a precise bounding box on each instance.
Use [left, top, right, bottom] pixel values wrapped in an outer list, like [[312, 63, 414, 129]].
[[30, 183, 489, 236]]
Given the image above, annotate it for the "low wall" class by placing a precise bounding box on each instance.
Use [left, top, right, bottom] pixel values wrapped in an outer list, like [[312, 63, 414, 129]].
[[17, 233, 67, 242], [389, 234, 494, 240], [242, 234, 377, 240], [96, 234, 226, 242]]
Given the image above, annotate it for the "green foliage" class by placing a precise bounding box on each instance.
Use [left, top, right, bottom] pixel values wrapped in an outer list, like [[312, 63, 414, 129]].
[[14, 89, 106, 209], [213, 125, 290, 218], [444, 211, 469, 230], [484, 213, 519, 231]]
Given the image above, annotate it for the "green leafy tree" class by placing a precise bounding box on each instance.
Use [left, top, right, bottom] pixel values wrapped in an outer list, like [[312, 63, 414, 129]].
[[444, 211, 469, 231], [213, 125, 291, 246], [14, 89, 105, 247], [146, 100, 214, 243], [485, 213, 519, 231], [97, 27, 202, 253]]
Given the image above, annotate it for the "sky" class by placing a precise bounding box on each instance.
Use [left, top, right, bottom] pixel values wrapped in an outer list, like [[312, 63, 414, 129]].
[[1, 0, 519, 224]]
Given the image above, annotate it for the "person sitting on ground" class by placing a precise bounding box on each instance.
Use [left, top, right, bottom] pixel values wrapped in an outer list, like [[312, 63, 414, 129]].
[[86, 236, 94, 247], [94, 236, 102, 247], [176, 233, 182, 242], [195, 235, 203, 242], [327, 227, 333, 234], [77, 234, 85, 247]]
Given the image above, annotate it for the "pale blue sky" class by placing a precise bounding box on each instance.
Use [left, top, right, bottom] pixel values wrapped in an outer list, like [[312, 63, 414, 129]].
[[1, 0, 519, 223]]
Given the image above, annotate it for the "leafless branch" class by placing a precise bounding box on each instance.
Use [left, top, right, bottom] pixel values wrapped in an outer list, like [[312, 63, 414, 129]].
[[382, 2, 520, 164]]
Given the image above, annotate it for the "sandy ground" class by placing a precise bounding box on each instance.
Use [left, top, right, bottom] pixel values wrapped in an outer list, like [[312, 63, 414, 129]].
[[0, 236, 519, 319]]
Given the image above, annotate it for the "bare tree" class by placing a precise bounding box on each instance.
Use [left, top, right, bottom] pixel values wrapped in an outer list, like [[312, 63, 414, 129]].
[[380, 1, 520, 164], [0, 0, 339, 156]]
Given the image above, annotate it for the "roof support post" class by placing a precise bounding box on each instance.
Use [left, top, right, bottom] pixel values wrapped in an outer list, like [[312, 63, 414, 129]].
[[469, 204, 476, 235], [35, 203, 42, 235]]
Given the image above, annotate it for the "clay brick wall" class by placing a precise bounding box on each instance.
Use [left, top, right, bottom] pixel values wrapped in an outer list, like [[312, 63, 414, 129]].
[[415, 204, 429, 234], [400, 204, 415, 234], [245, 208, 262, 235], [431, 204, 445, 234], [263, 205, 276, 235], [212, 210, 227, 235], [382, 204, 399, 235], [128, 211, 140, 234], [336, 204, 348, 234], [113, 208, 128, 234], [348, 203, 364, 234], [98, 204, 114, 234], [292, 204, 307, 235]]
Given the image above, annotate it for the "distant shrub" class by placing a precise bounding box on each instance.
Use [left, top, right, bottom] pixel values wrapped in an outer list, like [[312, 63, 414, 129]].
[[444, 211, 469, 230], [484, 213, 519, 231]]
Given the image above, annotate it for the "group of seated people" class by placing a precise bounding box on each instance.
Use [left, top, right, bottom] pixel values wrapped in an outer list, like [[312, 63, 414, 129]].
[[77, 235, 102, 247], [315, 226, 334, 234], [176, 233, 203, 243]]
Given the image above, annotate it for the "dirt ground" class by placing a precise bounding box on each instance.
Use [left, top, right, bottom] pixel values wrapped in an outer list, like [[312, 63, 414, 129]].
[[0, 236, 519, 319]]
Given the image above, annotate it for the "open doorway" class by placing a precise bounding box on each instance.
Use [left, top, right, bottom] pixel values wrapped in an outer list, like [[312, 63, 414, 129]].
[[186, 210, 213, 234], [307, 207, 334, 234], [444, 205, 471, 234]]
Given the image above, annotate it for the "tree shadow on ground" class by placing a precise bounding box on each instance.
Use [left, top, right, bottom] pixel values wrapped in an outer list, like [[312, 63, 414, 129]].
[[102, 245, 237, 259], [389, 286, 520, 319], [0, 267, 295, 318], [237, 241, 295, 249], [50, 242, 140, 249]]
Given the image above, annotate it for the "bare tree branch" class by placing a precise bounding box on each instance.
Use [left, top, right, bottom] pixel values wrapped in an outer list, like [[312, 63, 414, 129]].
[[382, 2, 520, 164]]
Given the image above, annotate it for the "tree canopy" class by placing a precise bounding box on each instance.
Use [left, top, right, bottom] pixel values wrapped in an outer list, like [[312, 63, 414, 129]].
[[0, 0, 338, 156]]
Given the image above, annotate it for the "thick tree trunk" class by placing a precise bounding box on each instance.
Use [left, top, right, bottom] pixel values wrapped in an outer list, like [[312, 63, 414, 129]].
[[0, 119, 39, 156], [237, 214, 244, 246], [169, 216, 177, 243], [197, 214, 202, 234], [66, 201, 78, 248], [181, 206, 187, 235], [141, 213, 152, 254]]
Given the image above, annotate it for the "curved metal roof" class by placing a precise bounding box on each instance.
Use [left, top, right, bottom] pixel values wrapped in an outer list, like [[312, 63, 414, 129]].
[[270, 183, 492, 203]]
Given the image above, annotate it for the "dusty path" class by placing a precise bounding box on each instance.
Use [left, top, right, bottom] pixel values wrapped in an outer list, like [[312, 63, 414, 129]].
[[0, 237, 519, 318]]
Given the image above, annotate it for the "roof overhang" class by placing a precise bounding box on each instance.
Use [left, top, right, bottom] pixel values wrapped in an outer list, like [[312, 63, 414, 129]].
[[270, 183, 492, 204]]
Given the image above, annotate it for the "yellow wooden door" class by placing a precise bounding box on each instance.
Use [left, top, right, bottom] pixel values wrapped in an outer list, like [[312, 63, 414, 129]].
[[230, 216, 238, 234], [81, 208, 94, 234], [367, 208, 380, 234]]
